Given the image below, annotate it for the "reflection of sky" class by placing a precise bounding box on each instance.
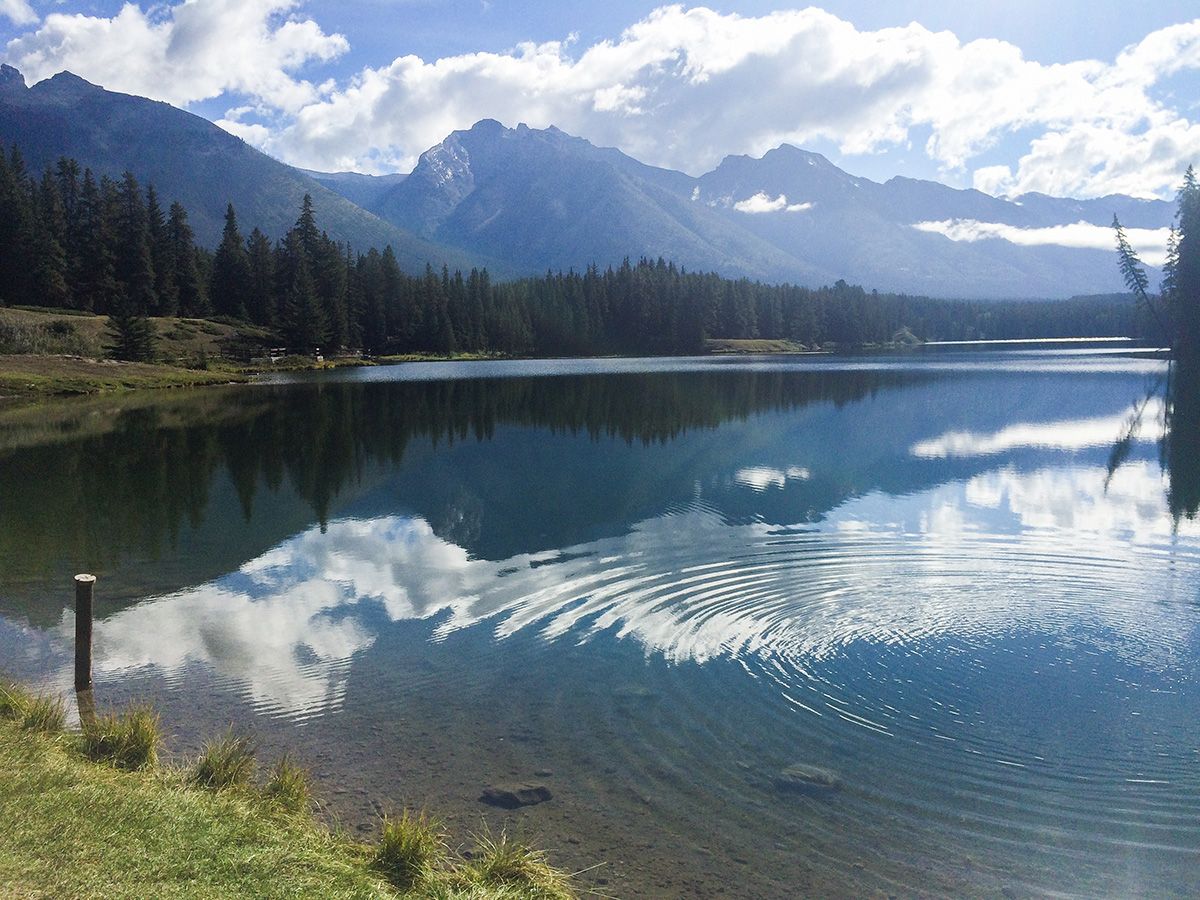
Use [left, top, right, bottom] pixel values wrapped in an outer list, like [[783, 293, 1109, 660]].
[[733, 466, 811, 491], [911, 398, 1163, 458], [60, 456, 1200, 718]]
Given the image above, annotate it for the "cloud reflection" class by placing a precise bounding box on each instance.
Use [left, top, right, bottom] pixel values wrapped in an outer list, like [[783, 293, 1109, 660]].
[[911, 399, 1163, 458], [64, 462, 1199, 718]]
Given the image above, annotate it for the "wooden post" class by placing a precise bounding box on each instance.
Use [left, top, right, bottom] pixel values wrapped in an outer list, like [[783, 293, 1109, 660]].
[[74, 574, 95, 692]]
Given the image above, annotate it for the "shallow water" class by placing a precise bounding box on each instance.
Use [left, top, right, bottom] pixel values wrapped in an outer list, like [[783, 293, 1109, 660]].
[[1, 348, 1198, 898]]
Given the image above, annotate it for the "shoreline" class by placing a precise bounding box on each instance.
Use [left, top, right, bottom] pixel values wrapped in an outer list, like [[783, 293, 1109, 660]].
[[0, 678, 576, 899]]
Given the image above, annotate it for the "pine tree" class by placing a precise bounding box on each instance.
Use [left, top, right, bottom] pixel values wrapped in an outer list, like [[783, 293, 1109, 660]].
[[74, 170, 119, 314], [245, 227, 276, 325], [113, 172, 156, 315], [146, 185, 178, 316], [167, 202, 207, 317], [1169, 166, 1200, 358], [29, 170, 71, 308], [106, 295, 157, 361], [278, 231, 326, 350], [210, 203, 251, 318], [0, 146, 35, 305]]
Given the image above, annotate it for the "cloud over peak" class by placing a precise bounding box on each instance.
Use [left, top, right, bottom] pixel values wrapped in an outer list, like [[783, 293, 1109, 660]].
[[4, 2, 1199, 199]]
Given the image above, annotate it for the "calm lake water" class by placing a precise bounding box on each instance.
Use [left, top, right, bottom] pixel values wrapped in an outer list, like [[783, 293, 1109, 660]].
[[2, 348, 1198, 898]]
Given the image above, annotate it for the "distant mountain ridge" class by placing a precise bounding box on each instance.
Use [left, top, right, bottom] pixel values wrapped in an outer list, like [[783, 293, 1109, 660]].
[[0, 65, 485, 276], [0, 66, 1175, 297], [349, 121, 1171, 298]]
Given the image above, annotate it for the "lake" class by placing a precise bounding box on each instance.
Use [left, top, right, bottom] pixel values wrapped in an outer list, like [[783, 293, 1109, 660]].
[[1, 347, 1198, 898]]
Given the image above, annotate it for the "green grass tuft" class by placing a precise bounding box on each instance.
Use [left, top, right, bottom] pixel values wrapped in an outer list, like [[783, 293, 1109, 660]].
[[373, 810, 448, 891], [0, 681, 65, 734], [189, 729, 256, 791], [263, 754, 311, 813], [81, 705, 160, 771], [462, 832, 574, 900]]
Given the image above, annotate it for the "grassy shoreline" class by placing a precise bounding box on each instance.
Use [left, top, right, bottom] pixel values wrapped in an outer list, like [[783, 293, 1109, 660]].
[[0, 354, 248, 402], [0, 681, 574, 899]]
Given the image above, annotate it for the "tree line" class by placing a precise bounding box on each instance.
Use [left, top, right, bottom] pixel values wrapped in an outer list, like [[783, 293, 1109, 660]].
[[0, 145, 1158, 361]]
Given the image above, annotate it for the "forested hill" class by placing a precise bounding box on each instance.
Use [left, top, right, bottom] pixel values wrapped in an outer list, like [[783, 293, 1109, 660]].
[[0, 65, 486, 276], [0, 144, 1151, 361]]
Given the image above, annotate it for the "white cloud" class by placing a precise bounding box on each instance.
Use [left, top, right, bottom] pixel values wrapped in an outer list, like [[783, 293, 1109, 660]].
[[912, 218, 1172, 265], [732, 192, 813, 214], [258, 7, 1200, 192], [910, 400, 1164, 459], [4, 3, 1200, 198], [0, 0, 37, 27], [733, 465, 811, 489], [4, 0, 348, 113]]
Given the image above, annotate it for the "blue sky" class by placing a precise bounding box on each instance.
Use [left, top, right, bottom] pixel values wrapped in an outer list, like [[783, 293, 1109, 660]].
[[3, 1, 1199, 198]]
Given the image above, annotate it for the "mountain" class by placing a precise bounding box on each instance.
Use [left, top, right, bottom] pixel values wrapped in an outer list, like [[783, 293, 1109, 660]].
[[694, 144, 1172, 297], [367, 119, 825, 284], [0, 66, 481, 274], [299, 169, 407, 211], [327, 119, 1172, 298], [1, 65, 1175, 297]]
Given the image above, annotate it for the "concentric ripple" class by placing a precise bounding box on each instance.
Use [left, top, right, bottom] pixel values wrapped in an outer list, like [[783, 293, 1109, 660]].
[[57, 456, 1200, 894]]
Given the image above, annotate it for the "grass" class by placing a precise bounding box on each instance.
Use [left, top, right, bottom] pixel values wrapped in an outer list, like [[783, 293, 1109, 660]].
[[190, 729, 256, 791], [374, 811, 448, 890], [374, 351, 506, 364], [704, 337, 819, 354], [0, 685, 577, 899], [462, 833, 574, 900], [0, 680, 66, 734], [0, 353, 245, 401], [264, 755, 311, 814], [80, 705, 161, 771]]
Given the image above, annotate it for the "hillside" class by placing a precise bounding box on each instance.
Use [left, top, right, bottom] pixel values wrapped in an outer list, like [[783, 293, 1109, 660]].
[[0, 65, 484, 275]]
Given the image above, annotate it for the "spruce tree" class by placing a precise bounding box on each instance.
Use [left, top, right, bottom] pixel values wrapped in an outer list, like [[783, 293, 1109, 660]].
[[74, 170, 119, 314], [245, 227, 276, 325], [113, 171, 156, 315], [167, 202, 207, 317], [106, 295, 157, 361], [146, 185, 178, 316], [0, 147, 35, 305], [1169, 166, 1200, 358], [278, 231, 326, 350], [30, 170, 71, 308], [210, 203, 251, 318]]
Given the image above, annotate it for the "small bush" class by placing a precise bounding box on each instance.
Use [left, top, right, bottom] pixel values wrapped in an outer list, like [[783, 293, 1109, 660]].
[[0, 317, 91, 355], [373, 810, 447, 891], [0, 681, 65, 734], [81, 705, 160, 770], [463, 832, 573, 900], [263, 755, 310, 813], [190, 729, 256, 791]]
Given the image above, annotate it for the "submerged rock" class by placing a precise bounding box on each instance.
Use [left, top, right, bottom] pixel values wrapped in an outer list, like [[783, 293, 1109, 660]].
[[479, 782, 553, 809], [773, 763, 841, 794]]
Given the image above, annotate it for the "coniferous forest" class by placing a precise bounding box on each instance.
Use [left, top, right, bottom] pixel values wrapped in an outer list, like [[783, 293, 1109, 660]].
[[0, 146, 1159, 361]]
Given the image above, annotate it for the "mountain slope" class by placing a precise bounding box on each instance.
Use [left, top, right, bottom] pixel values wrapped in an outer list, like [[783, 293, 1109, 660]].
[[694, 144, 1173, 297], [369, 120, 826, 283], [345, 121, 1172, 298], [0, 66, 481, 275]]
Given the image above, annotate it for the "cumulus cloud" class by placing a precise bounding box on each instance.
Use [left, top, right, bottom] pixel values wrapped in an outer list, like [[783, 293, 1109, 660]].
[[254, 6, 1200, 193], [4, 0, 348, 113], [0, 0, 36, 27], [4, 3, 1200, 197], [912, 218, 1172, 265], [732, 192, 813, 213]]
